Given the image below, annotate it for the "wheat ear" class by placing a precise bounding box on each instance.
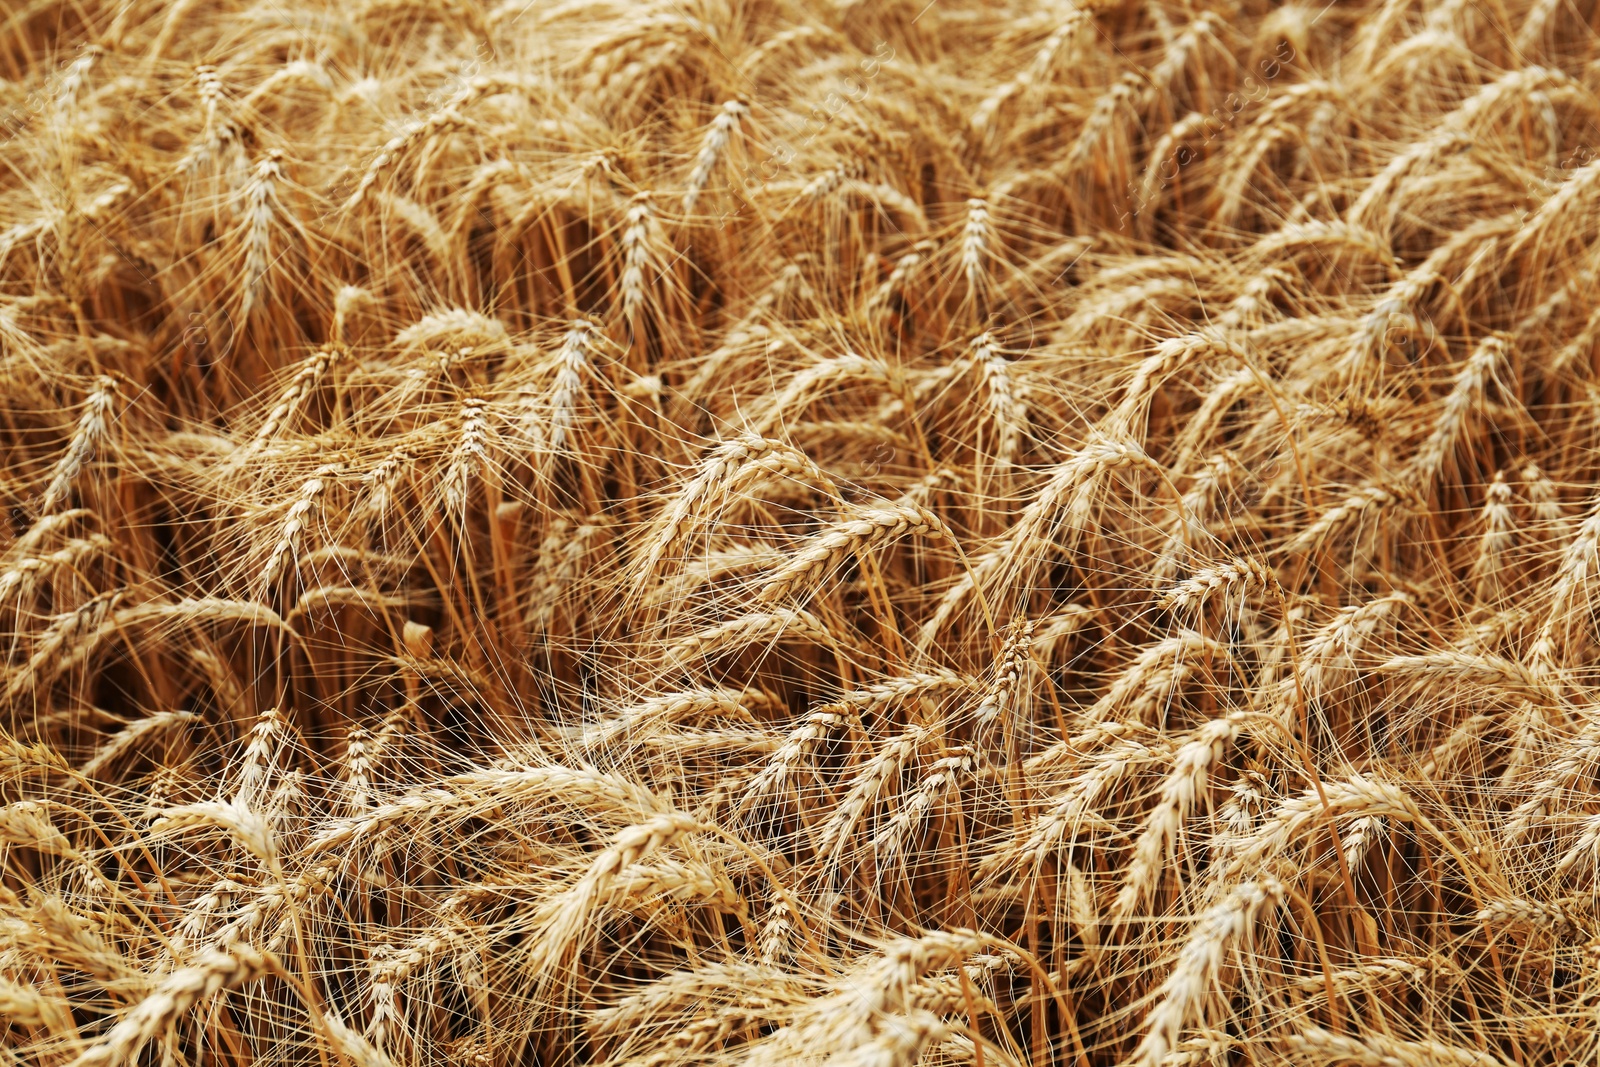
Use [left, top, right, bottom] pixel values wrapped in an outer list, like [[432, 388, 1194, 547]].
[[260, 465, 340, 596], [39, 376, 117, 516], [756, 503, 955, 605], [251, 345, 343, 452], [69, 944, 271, 1067], [1287, 1026, 1511, 1067], [684, 100, 747, 214], [1111, 715, 1244, 927], [1128, 879, 1285, 1067]]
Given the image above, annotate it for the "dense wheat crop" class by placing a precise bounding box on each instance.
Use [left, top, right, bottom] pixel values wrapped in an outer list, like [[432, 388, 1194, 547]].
[[6, 0, 1600, 1063]]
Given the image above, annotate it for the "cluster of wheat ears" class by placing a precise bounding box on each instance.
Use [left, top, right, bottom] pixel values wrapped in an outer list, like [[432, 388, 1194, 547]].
[[6, 0, 1600, 1064]]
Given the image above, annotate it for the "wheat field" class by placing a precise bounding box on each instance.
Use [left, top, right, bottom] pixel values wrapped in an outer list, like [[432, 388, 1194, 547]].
[[2, 0, 1600, 1064]]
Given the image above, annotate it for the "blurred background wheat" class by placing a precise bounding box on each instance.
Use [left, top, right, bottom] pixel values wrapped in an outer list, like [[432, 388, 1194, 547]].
[[3, 0, 1600, 1064]]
